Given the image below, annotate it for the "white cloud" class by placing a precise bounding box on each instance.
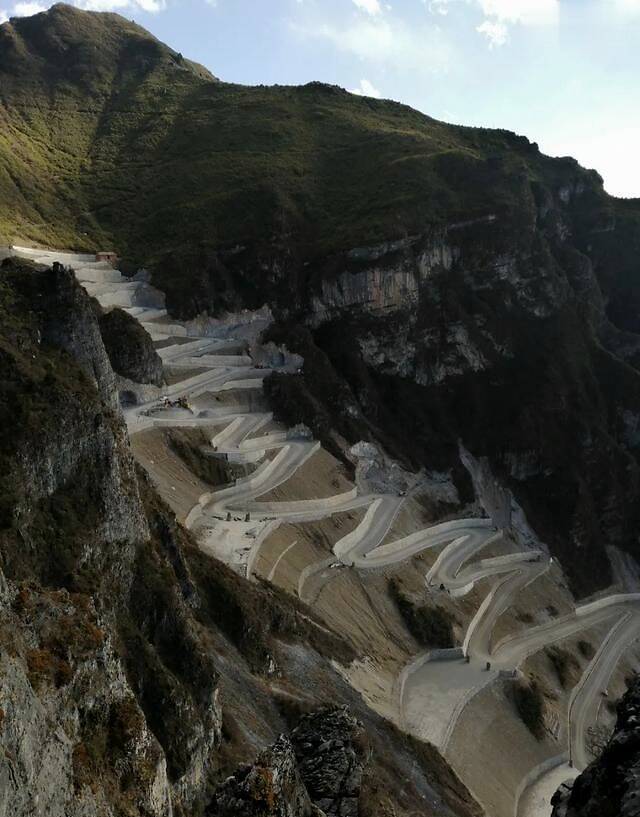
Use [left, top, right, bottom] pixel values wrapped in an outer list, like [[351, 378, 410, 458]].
[[318, 18, 395, 61], [292, 15, 452, 75], [476, 18, 508, 47], [427, 0, 450, 14], [12, 1, 46, 14], [478, 0, 559, 26], [613, 0, 640, 12], [74, 0, 130, 10], [425, 0, 558, 49], [0, 8, 8, 22], [136, 0, 165, 11], [349, 78, 382, 97], [425, 0, 559, 25], [352, 0, 382, 16], [474, 0, 558, 49]]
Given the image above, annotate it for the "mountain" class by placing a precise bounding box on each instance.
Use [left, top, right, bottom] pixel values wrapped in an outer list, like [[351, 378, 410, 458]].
[[3, 4, 638, 595], [2, 7, 640, 817], [0, 3, 570, 263]]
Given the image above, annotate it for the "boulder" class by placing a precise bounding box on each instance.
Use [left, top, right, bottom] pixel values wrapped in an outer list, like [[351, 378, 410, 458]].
[[97, 306, 164, 386]]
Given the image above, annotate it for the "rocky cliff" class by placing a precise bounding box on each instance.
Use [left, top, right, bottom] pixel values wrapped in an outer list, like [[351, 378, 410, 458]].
[[551, 677, 640, 817], [0, 259, 219, 814], [0, 258, 481, 817], [263, 171, 640, 597]]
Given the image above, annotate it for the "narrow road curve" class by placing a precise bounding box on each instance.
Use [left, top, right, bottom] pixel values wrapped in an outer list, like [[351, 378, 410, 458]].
[[568, 611, 640, 769]]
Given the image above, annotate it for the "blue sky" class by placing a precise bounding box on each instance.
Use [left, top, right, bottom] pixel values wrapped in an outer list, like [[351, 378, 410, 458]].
[[2, 0, 639, 197]]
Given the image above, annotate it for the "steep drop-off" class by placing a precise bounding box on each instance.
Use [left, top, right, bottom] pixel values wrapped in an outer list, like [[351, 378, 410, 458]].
[[0, 258, 481, 817], [551, 677, 640, 817]]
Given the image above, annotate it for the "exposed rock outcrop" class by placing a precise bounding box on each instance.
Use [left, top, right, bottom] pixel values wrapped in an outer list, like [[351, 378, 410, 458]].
[[97, 306, 164, 386], [0, 576, 173, 817], [262, 187, 640, 597], [212, 707, 365, 817], [40, 262, 120, 406], [0, 260, 221, 814], [0, 259, 147, 584], [551, 677, 640, 817], [290, 707, 365, 817], [212, 736, 319, 817]]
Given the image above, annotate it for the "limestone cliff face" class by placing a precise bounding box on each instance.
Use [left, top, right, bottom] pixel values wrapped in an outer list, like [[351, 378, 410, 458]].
[[39, 263, 120, 407], [551, 678, 640, 817], [261, 173, 640, 597], [307, 235, 457, 324], [0, 575, 173, 817], [0, 261, 147, 585], [0, 260, 221, 815]]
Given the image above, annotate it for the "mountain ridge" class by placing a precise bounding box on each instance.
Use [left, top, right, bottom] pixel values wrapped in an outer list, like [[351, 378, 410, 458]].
[[1, 3, 627, 266]]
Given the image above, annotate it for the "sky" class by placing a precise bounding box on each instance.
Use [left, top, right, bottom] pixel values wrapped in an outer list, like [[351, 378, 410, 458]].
[[1, 0, 639, 197]]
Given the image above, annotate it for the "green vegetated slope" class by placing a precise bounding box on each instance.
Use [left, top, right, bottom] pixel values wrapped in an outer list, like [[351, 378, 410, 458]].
[[0, 3, 215, 253], [2, 2, 634, 264]]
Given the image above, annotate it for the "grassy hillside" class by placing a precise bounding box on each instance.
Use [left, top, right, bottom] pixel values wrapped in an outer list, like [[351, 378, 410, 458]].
[[0, 2, 623, 267]]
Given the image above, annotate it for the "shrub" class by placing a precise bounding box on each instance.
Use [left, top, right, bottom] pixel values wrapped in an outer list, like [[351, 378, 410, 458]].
[[389, 579, 455, 649], [26, 647, 73, 689], [577, 639, 595, 660], [546, 646, 580, 689], [513, 680, 545, 740], [167, 429, 244, 487]]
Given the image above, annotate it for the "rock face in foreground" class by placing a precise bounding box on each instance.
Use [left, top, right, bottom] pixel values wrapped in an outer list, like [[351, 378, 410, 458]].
[[0, 258, 482, 817], [290, 707, 365, 817], [212, 708, 365, 817], [0, 578, 174, 817], [213, 736, 320, 817], [97, 305, 164, 386], [0, 259, 220, 815], [551, 677, 640, 817]]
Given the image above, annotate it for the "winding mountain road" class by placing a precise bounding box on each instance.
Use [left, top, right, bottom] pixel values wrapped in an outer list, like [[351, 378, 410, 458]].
[[11, 244, 640, 817]]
